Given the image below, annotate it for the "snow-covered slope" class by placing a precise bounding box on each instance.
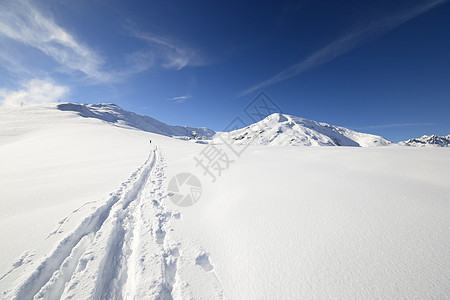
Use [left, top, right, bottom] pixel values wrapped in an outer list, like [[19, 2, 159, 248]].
[[213, 113, 391, 147], [57, 103, 215, 139], [399, 134, 450, 147], [168, 145, 450, 299], [1, 104, 449, 299], [0, 104, 224, 299]]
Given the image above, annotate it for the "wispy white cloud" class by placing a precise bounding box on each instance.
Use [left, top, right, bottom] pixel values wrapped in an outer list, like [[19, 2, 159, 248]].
[[353, 122, 436, 130], [0, 79, 69, 106], [0, 0, 108, 82], [240, 0, 449, 97], [127, 26, 204, 70], [0, 0, 206, 85], [166, 95, 191, 103]]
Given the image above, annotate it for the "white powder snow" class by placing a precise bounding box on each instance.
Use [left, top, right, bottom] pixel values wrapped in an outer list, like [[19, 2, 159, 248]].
[[1, 104, 448, 299]]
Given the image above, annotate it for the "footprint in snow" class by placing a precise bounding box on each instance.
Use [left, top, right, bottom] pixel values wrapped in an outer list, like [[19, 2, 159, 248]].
[[195, 252, 214, 272]]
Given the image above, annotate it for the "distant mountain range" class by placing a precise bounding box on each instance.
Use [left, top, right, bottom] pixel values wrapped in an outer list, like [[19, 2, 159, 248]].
[[57, 103, 448, 148], [399, 135, 450, 147]]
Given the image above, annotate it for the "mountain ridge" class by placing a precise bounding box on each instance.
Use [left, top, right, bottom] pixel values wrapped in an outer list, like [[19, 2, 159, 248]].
[[399, 134, 450, 147], [213, 113, 392, 147], [53, 103, 448, 147], [57, 102, 215, 140]]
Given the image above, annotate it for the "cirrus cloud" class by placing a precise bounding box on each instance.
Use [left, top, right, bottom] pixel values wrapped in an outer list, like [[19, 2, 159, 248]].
[[240, 0, 449, 97], [166, 95, 191, 103], [126, 25, 205, 71], [0, 0, 206, 85], [0, 0, 107, 82]]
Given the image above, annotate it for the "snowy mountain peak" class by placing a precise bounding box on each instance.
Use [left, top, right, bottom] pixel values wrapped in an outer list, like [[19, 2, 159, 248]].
[[264, 113, 290, 123], [399, 134, 450, 147], [57, 102, 215, 139], [213, 113, 391, 147]]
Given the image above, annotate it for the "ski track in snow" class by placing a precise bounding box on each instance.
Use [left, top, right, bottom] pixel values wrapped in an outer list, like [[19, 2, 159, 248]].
[[4, 146, 226, 300], [46, 201, 98, 240]]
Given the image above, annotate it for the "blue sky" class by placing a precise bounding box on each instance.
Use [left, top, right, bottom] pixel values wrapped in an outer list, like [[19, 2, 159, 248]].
[[0, 0, 449, 141]]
